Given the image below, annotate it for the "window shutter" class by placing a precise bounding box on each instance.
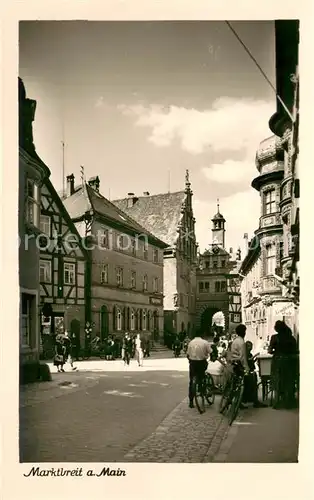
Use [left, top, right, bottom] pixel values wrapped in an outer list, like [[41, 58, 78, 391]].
[[139, 309, 142, 331], [113, 306, 116, 331]]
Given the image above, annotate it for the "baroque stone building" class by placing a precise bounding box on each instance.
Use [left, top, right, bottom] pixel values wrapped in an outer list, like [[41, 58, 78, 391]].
[[113, 171, 198, 341], [62, 176, 167, 343], [196, 204, 242, 336], [240, 134, 296, 349], [269, 20, 300, 336]]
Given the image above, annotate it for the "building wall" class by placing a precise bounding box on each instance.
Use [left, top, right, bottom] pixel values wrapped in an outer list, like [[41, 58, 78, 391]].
[[19, 153, 44, 363]]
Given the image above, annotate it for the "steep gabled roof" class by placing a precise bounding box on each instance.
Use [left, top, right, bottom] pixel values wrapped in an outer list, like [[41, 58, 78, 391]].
[[113, 191, 186, 247], [63, 184, 168, 248]]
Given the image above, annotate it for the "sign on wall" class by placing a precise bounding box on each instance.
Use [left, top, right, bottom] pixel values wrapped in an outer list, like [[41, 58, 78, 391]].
[[273, 302, 295, 317]]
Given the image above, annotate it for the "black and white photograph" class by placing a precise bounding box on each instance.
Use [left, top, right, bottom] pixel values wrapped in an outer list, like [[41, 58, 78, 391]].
[[17, 19, 300, 466]]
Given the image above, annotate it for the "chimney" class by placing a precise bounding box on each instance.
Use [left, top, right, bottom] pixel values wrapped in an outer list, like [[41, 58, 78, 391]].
[[127, 192, 138, 208], [88, 176, 100, 192], [66, 174, 75, 197], [143, 191, 150, 196], [243, 233, 249, 254]]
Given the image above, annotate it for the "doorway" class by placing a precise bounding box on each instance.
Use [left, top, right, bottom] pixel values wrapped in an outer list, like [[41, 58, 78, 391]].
[[100, 305, 109, 341]]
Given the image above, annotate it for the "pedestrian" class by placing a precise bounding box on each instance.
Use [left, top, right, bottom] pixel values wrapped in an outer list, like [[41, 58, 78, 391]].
[[63, 331, 77, 370], [187, 330, 212, 409], [71, 332, 80, 361], [54, 334, 65, 373], [242, 341, 266, 408], [122, 333, 132, 365], [137, 347, 144, 367], [268, 320, 298, 409]]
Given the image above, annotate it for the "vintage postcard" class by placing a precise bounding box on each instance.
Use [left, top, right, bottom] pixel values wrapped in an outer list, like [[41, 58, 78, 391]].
[[1, 1, 312, 499]]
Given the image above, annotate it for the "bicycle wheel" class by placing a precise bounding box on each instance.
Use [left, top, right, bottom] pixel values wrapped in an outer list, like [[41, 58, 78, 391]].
[[204, 373, 215, 406], [228, 379, 244, 426], [194, 378, 205, 414], [219, 377, 233, 414]]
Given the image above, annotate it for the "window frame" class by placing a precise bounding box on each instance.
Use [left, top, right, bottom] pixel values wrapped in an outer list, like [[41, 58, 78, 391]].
[[143, 241, 148, 260], [101, 264, 109, 284], [264, 189, 276, 215], [131, 271, 136, 289], [142, 310, 147, 331], [153, 277, 159, 293], [116, 307, 122, 331], [64, 262, 76, 285], [143, 274, 148, 291], [21, 293, 32, 348], [39, 259, 52, 283], [40, 215, 51, 236], [153, 248, 159, 263], [26, 178, 40, 227], [130, 309, 135, 331], [233, 313, 241, 323], [265, 244, 276, 276], [116, 267, 123, 286]]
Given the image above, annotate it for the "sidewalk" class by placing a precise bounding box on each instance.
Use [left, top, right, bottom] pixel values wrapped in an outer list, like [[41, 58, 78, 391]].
[[213, 405, 299, 463]]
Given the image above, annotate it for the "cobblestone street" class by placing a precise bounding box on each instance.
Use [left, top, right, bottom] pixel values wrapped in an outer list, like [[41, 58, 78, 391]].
[[20, 357, 299, 464]]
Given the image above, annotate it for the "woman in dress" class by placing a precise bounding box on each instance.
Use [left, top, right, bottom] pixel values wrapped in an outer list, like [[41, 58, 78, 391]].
[[268, 320, 298, 409], [54, 334, 65, 373]]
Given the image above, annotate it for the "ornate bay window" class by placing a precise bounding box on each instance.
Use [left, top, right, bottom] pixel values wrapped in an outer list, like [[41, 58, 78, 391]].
[[26, 178, 40, 228]]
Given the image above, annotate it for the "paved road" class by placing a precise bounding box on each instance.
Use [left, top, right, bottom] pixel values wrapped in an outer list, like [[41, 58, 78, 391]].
[[20, 369, 189, 462]]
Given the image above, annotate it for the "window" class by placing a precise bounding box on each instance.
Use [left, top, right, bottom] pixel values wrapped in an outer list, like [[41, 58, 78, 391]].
[[131, 239, 136, 255], [204, 282, 209, 291], [143, 274, 148, 291], [153, 277, 159, 293], [102, 229, 110, 248], [40, 215, 51, 236], [39, 260, 51, 283], [144, 242, 148, 260], [233, 295, 241, 304], [205, 261, 209, 268], [21, 293, 33, 347], [26, 179, 40, 227], [116, 267, 123, 286], [215, 281, 220, 293], [64, 262, 75, 285], [221, 281, 226, 292], [142, 310, 147, 331], [233, 313, 241, 323], [221, 260, 226, 268], [130, 309, 135, 331], [101, 264, 108, 284], [116, 308, 122, 331], [213, 260, 218, 269], [199, 282, 204, 293], [131, 271, 136, 289], [266, 244, 276, 275], [153, 248, 159, 263], [117, 234, 126, 250], [264, 189, 276, 214]]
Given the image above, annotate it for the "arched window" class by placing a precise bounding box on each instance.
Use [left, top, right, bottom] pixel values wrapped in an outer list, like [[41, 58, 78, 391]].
[[116, 307, 122, 331], [142, 310, 147, 331], [130, 309, 135, 331]]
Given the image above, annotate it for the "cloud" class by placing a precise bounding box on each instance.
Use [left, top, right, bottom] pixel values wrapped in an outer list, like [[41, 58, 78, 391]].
[[201, 159, 256, 185], [117, 98, 274, 156], [193, 189, 260, 254]]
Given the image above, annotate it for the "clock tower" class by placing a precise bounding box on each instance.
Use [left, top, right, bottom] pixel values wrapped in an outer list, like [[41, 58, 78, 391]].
[[211, 200, 226, 249]]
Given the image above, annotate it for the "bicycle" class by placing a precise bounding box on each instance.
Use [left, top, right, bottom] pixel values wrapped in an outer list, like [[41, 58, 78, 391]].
[[191, 371, 216, 414], [219, 362, 245, 425]]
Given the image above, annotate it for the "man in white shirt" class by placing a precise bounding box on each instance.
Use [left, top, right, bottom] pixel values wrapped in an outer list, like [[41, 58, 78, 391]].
[[187, 331, 212, 408], [229, 324, 250, 372]]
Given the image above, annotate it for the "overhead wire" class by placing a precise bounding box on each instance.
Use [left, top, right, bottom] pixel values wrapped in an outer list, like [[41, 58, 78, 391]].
[[225, 21, 294, 122]]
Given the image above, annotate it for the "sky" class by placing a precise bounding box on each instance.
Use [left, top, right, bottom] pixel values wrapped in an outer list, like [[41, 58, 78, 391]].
[[19, 20, 276, 253]]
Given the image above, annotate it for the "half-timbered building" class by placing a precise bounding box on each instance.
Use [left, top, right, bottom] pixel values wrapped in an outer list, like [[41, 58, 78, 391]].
[[39, 179, 89, 357]]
